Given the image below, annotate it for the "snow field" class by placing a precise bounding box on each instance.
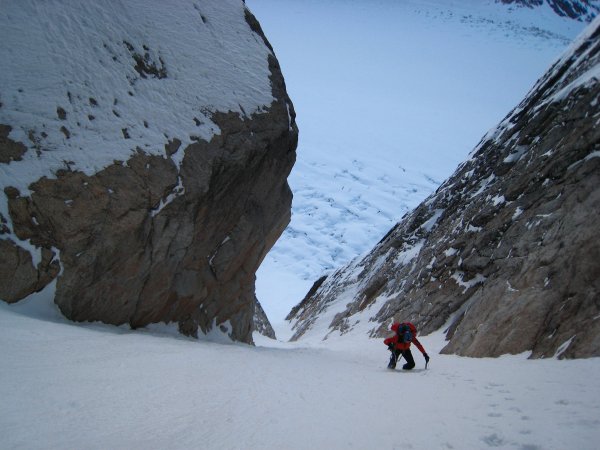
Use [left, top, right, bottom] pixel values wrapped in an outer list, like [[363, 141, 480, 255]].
[[2, 298, 599, 450]]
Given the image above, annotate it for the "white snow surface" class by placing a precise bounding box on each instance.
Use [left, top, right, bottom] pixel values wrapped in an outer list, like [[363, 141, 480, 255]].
[[2, 295, 600, 450], [2, 4, 600, 448], [247, 0, 591, 326], [0, 0, 273, 224]]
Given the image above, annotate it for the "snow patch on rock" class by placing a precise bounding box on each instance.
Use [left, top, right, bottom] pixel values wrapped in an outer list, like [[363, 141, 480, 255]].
[[0, 0, 274, 207]]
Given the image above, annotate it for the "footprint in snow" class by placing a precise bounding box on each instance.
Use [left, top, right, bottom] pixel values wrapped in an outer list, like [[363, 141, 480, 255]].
[[481, 433, 506, 447]]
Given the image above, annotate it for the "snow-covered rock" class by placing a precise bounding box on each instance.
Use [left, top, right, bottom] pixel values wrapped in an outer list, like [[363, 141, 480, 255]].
[[288, 17, 600, 358], [0, 0, 297, 342], [499, 0, 600, 21]]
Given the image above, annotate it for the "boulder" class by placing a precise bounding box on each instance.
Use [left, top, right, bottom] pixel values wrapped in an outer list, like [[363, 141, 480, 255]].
[[0, 1, 297, 342]]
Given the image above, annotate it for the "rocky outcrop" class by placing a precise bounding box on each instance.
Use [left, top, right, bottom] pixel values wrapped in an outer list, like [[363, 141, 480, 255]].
[[0, 1, 296, 342], [499, 0, 600, 21], [288, 19, 600, 358], [0, 125, 27, 164], [253, 296, 277, 339]]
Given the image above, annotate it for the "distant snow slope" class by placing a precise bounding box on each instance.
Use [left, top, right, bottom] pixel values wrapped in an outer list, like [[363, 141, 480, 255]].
[[247, 0, 590, 326], [1, 295, 599, 449]]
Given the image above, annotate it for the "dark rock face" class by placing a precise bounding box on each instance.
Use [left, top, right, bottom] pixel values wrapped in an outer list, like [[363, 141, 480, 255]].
[[0, 6, 296, 343], [0, 125, 27, 163], [253, 296, 276, 340], [498, 0, 600, 21], [0, 239, 60, 302], [288, 20, 600, 358]]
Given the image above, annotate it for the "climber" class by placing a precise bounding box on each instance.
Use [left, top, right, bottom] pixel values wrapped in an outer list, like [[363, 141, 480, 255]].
[[384, 322, 430, 370]]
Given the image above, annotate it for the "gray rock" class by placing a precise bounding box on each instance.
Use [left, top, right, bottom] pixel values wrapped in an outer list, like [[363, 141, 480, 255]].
[[254, 295, 276, 340], [0, 239, 60, 302], [0, 125, 27, 163], [288, 20, 600, 358]]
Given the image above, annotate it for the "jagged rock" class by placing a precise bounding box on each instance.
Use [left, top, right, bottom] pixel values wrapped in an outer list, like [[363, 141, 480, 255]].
[[253, 296, 276, 339], [0, 125, 27, 163], [0, 239, 60, 302], [498, 0, 600, 21], [288, 19, 600, 358], [0, 1, 296, 343]]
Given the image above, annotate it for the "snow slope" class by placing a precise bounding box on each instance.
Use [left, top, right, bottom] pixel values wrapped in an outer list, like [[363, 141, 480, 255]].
[[1, 296, 599, 449], [247, 0, 591, 326], [2, 5, 599, 447]]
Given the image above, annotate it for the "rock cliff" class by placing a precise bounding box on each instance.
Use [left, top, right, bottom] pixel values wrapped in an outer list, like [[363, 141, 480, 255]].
[[288, 18, 600, 358], [499, 0, 600, 21], [0, 1, 297, 342]]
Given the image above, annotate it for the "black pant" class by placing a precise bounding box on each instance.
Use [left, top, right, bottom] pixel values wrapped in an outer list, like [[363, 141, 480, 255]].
[[391, 348, 415, 370]]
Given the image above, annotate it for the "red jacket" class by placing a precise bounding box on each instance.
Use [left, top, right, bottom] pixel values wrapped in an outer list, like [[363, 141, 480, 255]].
[[383, 322, 426, 354]]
